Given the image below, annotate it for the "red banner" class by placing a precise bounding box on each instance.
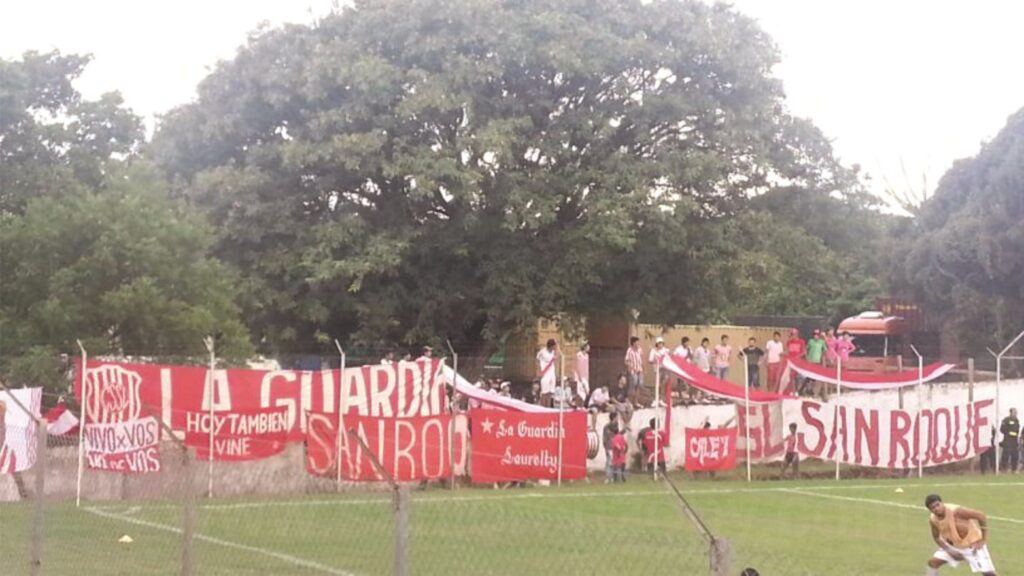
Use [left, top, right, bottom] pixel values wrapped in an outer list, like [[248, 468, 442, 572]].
[[469, 410, 587, 483], [73, 359, 447, 442], [85, 416, 162, 473], [306, 412, 453, 482], [183, 407, 289, 461], [684, 427, 738, 471]]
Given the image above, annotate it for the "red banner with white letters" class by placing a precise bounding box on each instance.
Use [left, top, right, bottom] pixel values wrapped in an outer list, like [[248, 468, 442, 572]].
[[305, 412, 452, 481], [183, 407, 290, 461], [73, 358, 447, 439], [685, 427, 738, 471], [469, 410, 587, 483]]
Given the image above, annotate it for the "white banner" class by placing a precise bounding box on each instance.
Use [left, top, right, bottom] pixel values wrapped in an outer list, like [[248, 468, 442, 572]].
[[85, 416, 162, 473], [0, 388, 41, 474]]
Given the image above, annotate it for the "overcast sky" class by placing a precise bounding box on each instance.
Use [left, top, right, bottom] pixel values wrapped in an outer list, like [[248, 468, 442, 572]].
[[4, 0, 1023, 205]]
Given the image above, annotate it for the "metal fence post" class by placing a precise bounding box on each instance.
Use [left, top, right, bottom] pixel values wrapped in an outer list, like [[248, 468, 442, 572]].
[[31, 419, 47, 576], [709, 537, 732, 576], [181, 445, 196, 576], [393, 485, 410, 576]]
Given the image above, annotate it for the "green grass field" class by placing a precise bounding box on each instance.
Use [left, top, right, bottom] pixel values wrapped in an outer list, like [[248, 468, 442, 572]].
[[4, 472, 1023, 575]]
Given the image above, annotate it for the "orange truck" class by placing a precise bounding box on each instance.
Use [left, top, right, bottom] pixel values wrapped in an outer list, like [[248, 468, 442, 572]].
[[836, 311, 909, 372]]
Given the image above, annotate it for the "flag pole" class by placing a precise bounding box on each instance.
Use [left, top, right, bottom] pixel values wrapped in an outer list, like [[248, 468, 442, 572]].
[[910, 345, 924, 478], [75, 339, 88, 508], [203, 336, 216, 499], [835, 357, 842, 481], [654, 359, 661, 480], [557, 342, 564, 487], [446, 339, 457, 491], [743, 356, 751, 483], [989, 329, 1024, 476], [334, 339, 346, 491]]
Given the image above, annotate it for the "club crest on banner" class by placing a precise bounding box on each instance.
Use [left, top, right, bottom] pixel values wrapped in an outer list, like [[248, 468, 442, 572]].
[[86, 364, 144, 423]]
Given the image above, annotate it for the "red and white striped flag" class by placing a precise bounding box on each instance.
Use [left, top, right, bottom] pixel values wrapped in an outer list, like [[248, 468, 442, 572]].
[[44, 400, 79, 436]]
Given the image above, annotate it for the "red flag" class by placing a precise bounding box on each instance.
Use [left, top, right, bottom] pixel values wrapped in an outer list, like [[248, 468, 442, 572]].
[[469, 409, 587, 483], [305, 412, 453, 482], [44, 400, 80, 436], [684, 427, 738, 471], [184, 407, 290, 461], [662, 377, 672, 446]]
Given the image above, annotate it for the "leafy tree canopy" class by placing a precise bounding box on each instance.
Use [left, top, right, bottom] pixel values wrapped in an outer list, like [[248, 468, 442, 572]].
[[152, 0, 865, 352], [0, 162, 253, 367], [891, 107, 1024, 354], [0, 50, 143, 215]]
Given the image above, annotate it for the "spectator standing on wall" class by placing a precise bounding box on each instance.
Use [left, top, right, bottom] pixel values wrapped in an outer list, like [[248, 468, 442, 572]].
[[999, 408, 1020, 473], [693, 337, 712, 374], [824, 328, 838, 366], [741, 338, 765, 389], [574, 342, 591, 399], [537, 338, 559, 408], [624, 337, 644, 408], [649, 336, 669, 366], [765, 332, 784, 394], [805, 330, 828, 397], [672, 336, 696, 402], [713, 335, 732, 381], [611, 427, 628, 483], [602, 418, 619, 484], [784, 329, 806, 395], [672, 336, 692, 360], [834, 332, 856, 363]]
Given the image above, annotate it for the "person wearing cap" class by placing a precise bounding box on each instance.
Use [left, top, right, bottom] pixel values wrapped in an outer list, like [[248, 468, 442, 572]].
[[498, 381, 512, 398]]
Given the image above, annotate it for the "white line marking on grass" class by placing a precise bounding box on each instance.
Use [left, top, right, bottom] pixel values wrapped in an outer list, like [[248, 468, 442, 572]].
[[84, 507, 358, 576], [85, 480, 1024, 513], [779, 488, 1024, 526]]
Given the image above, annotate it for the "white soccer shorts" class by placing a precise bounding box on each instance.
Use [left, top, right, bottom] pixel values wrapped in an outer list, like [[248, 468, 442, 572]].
[[933, 545, 995, 573]]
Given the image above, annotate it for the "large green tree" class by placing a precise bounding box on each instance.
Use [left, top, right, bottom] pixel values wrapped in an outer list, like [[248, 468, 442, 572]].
[[0, 50, 142, 215], [0, 162, 253, 371], [1, 52, 251, 391], [891, 107, 1024, 356], [152, 0, 857, 352]]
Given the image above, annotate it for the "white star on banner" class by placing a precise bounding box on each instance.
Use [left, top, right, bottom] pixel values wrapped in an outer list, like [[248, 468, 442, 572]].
[[481, 418, 494, 434]]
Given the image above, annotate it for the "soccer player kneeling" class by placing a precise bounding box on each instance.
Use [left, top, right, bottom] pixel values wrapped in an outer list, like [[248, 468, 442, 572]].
[[924, 494, 997, 575]]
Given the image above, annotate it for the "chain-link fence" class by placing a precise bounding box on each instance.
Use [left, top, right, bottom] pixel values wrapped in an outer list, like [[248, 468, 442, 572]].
[[3, 343, 1024, 575]]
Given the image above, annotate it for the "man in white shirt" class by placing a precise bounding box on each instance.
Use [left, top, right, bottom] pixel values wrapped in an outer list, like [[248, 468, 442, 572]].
[[672, 336, 691, 360], [574, 342, 591, 398], [536, 338, 559, 407], [648, 337, 669, 365], [765, 331, 784, 394]]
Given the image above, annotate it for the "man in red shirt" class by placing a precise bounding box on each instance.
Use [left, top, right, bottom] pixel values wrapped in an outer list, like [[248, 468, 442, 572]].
[[611, 427, 628, 483], [642, 418, 667, 475], [785, 329, 806, 395]]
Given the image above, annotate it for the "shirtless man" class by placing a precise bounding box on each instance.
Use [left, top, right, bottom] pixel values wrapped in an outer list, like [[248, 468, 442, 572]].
[[924, 494, 997, 575]]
